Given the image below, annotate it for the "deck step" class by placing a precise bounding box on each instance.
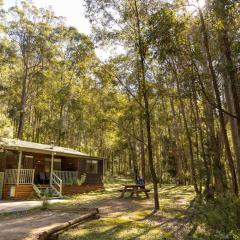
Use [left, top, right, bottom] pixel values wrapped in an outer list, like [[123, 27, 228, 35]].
[[33, 184, 63, 199]]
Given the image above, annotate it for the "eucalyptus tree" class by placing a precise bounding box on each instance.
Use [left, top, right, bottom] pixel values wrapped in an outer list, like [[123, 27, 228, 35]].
[[195, 3, 238, 195], [1, 0, 240, 203], [3, 1, 63, 139], [209, 0, 240, 192], [145, 1, 235, 197], [85, 0, 161, 210], [146, 3, 203, 193], [50, 26, 97, 146]]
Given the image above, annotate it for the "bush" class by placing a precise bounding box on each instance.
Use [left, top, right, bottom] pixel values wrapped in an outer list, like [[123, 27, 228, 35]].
[[193, 194, 240, 239], [40, 188, 52, 210], [41, 198, 50, 210], [77, 174, 86, 185], [66, 179, 74, 185]]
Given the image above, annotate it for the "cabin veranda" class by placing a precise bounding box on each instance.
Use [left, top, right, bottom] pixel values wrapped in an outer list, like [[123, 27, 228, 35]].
[[0, 138, 104, 200]]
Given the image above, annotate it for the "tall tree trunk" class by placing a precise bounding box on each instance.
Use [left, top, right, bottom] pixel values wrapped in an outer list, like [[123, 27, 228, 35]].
[[169, 97, 184, 185], [134, 0, 159, 210], [128, 148, 132, 174], [198, 7, 238, 195], [155, 141, 162, 187], [58, 104, 64, 146], [18, 66, 28, 140], [224, 79, 240, 189], [190, 54, 227, 193], [173, 65, 200, 194], [192, 77, 211, 197], [129, 136, 139, 182], [215, 1, 240, 191], [111, 151, 114, 175], [139, 113, 146, 179]]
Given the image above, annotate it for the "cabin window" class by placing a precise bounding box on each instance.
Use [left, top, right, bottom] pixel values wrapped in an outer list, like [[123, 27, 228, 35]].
[[24, 155, 34, 168], [86, 160, 98, 174], [45, 158, 61, 171]]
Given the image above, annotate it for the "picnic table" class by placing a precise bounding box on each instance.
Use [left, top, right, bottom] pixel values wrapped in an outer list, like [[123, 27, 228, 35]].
[[118, 184, 150, 198]]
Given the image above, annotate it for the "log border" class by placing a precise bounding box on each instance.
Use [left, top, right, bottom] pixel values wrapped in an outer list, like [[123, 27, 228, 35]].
[[38, 208, 100, 240]]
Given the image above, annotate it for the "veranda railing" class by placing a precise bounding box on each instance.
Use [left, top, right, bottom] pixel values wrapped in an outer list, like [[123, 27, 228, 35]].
[[54, 170, 78, 184], [5, 169, 35, 184], [51, 172, 62, 197]]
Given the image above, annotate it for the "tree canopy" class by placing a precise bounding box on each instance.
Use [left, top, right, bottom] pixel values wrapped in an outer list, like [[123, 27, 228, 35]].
[[1, 0, 240, 212]]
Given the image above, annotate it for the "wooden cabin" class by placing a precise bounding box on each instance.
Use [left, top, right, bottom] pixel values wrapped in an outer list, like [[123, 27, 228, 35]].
[[0, 138, 104, 200]]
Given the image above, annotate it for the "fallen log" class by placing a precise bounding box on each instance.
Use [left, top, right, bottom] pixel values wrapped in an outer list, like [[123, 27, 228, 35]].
[[38, 208, 99, 240], [50, 207, 99, 213]]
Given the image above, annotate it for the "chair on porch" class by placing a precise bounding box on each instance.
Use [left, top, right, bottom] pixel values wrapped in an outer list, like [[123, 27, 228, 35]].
[[45, 172, 50, 184], [39, 172, 46, 184]]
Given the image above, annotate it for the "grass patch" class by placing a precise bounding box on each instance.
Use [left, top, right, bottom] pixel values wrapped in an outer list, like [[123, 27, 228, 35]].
[[60, 214, 174, 240], [53, 177, 134, 208], [58, 179, 196, 240]]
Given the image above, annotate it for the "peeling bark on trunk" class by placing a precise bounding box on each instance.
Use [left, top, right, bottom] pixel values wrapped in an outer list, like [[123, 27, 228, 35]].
[[199, 8, 238, 195], [139, 113, 146, 179]]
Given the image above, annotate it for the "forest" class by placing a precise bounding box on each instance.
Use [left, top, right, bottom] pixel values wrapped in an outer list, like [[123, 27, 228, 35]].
[[0, 0, 240, 239]]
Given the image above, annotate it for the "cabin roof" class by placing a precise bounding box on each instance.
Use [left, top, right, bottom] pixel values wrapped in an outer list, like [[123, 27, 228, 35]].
[[0, 138, 103, 160]]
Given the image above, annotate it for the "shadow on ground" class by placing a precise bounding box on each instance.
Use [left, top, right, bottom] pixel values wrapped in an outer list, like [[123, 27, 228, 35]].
[[59, 184, 198, 240]]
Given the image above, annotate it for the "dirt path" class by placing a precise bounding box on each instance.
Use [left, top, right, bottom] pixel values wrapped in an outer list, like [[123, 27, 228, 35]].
[[84, 197, 153, 216], [60, 185, 196, 240], [94, 197, 193, 238], [0, 185, 195, 240], [0, 209, 87, 240]]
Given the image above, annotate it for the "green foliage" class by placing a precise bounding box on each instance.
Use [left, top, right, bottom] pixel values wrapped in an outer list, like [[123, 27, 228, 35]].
[[66, 179, 74, 186], [76, 174, 86, 186], [1, 1, 240, 237], [65, 174, 87, 186], [40, 198, 50, 210], [40, 188, 53, 210], [0, 108, 13, 137], [192, 195, 240, 239]]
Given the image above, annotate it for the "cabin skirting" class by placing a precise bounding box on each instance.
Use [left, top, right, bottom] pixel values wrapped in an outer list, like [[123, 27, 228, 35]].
[[3, 184, 34, 200], [2, 184, 104, 200]]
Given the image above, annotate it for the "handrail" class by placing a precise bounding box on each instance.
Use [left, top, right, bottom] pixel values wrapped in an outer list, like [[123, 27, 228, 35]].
[[54, 170, 78, 184], [51, 172, 62, 197], [33, 184, 42, 198], [5, 169, 35, 184]]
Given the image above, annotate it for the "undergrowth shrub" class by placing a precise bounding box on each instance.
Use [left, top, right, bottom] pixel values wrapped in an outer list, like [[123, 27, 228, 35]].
[[193, 194, 240, 239], [40, 188, 52, 210]]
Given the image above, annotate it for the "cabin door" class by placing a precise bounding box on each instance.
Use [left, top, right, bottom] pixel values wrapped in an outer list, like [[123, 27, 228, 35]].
[[0, 172, 4, 200]]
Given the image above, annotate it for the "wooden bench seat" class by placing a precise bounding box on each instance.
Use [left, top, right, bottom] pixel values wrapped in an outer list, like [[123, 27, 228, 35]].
[[118, 188, 150, 198], [117, 189, 133, 192], [137, 189, 150, 193]]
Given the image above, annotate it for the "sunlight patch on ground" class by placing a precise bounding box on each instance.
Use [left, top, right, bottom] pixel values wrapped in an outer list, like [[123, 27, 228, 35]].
[[60, 216, 174, 240], [59, 180, 195, 240], [56, 177, 133, 207]]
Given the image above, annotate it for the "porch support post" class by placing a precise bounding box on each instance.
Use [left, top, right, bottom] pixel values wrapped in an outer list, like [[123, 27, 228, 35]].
[[50, 152, 54, 185], [16, 150, 22, 185], [31, 169, 35, 185]]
